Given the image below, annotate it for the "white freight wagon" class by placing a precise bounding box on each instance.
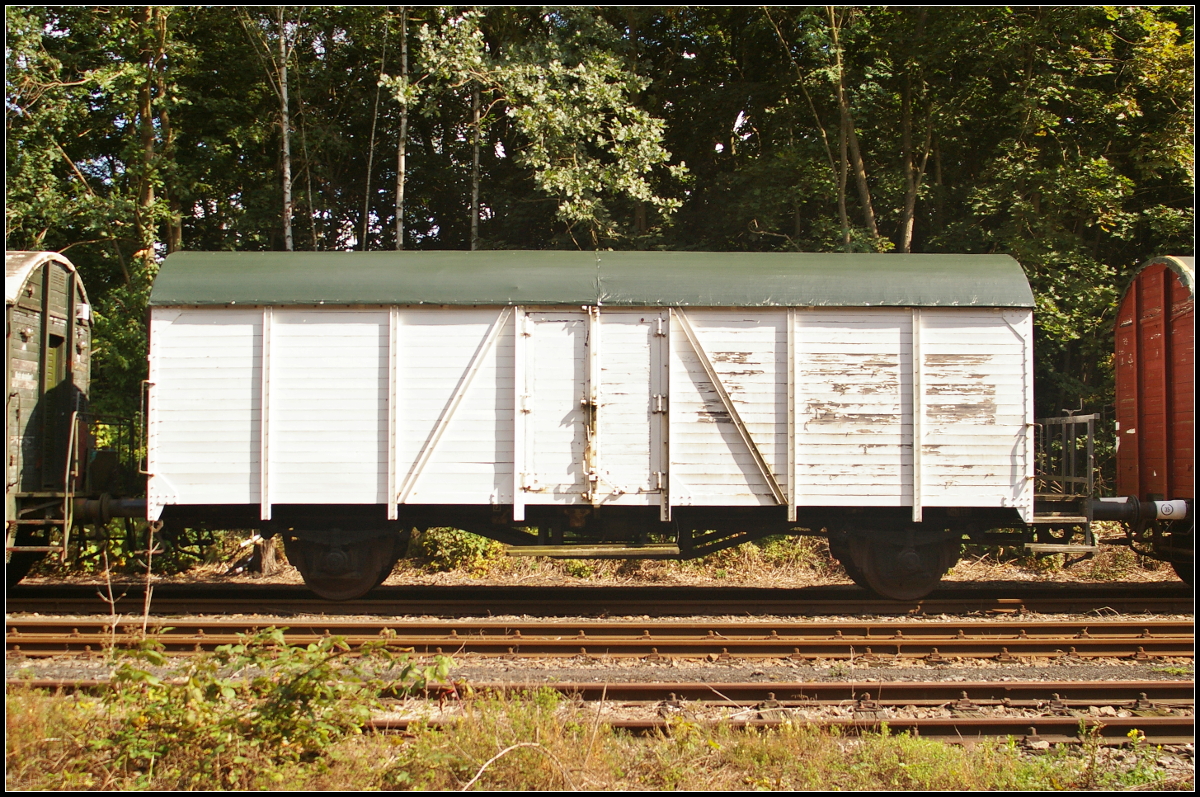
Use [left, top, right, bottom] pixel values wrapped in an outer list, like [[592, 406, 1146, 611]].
[[147, 251, 1035, 599]]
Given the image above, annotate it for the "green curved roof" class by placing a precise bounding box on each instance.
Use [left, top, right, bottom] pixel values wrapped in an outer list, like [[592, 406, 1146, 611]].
[[149, 250, 1034, 308]]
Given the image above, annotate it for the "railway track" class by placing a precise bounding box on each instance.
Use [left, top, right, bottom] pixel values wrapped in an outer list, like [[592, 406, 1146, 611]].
[[7, 617, 1193, 659], [381, 680, 1197, 745], [368, 715, 1194, 746], [12, 678, 1192, 745], [6, 581, 1194, 617]]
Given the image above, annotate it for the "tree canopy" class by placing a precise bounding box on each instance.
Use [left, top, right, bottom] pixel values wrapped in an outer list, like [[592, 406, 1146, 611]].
[[5, 6, 1194, 423]]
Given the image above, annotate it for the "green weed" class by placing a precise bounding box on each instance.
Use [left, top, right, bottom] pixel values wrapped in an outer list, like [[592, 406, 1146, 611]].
[[562, 559, 597, 579], [6, 630, 450, 790], [415, 527, 505, 575], [9, 688, 1189, 791], [1152, 664, 1192, 676]]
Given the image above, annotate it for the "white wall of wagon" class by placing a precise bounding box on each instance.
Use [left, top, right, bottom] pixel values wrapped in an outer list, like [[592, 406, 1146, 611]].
[[147, 304, 1033, 523]]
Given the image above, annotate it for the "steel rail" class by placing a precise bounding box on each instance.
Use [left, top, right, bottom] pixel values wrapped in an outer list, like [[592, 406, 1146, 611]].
[[7, 618, 1193, 658], [6, 582, 1192, 617], [10, 678, 1190, 745], [12, 679, 1193, 707], [365, 715, 1188, 746], [369, 715, 1185, 748], [424, 680, 1197, 706]]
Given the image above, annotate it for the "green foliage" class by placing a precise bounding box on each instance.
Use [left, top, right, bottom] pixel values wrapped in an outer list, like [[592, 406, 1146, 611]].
[[95, 629, 449, 788], [8, 686, 1188, 791], [1152, 664, 1192, 676], [5, 6, 1194, 420], [417, 527, 505, 575], [754, 535, 838, 575], [561, 558, 597, 579], [1083, 545, 1141, 581], [1022, 725, 1168, 791], [34, 524, 252, 578], [408, 8, 685, 245], [383, 687, 577, 790]]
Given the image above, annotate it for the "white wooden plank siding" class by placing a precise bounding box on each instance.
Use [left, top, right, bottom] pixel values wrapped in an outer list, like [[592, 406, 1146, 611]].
[[524, 310, 588, 503], [595, 310, 666, 506], [147, 308, 262, 519], [396, 308, 514, 504], [794, 308, 913, 506], [669, 309, 787, 506], [918, 309, 1033, 519], [148, 304, 1033, 520], [268, 310, 388, 505]]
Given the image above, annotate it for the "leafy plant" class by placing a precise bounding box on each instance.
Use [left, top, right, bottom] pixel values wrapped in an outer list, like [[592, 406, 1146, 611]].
[[562, 559, 597, 579], [1151, 664, 1192, 676], [416, 527, 505, 575], [94, 629, 450, 788], [755, 535, 840, 575]]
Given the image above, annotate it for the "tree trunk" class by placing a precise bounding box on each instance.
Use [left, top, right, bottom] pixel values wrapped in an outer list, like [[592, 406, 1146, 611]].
[[899, 9, 929, 255], [135, 7, 156, 252], [470, 86, 480, 251], [296, 88, 319, 250], [628, 9, 647, 235], [900, 74, 915, 254], [154, 10, 182, 253], [838, 112, 851, 252], [829, 7, 879, 246], [278, 8, 294, 252], [762, 8, 848, 248], [362, 15, 388, 251], [395, 6, 408, 251], [844, 120, 877, 241], [254, 537, 280, 576]]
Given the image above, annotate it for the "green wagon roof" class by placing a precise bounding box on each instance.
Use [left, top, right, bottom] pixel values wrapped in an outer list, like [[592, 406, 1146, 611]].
[[149, 251, 1034, 308]]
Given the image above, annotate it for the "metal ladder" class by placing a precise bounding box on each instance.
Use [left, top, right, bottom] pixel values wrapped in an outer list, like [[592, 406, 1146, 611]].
[[1029, 413, 1098, 554]]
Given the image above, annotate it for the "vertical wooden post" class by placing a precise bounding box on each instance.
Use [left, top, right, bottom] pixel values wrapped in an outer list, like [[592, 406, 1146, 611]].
[[662, 310, 674, 522], [586, 305, 601, 505], [911, 308, 923, 523], [787, 308, 797, 523], [260, 307, 273, 520], [513, 307, 526, 522], [388, 307, 399, 520]]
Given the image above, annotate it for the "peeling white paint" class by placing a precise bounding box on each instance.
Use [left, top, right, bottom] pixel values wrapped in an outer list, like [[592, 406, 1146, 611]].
[[147, 304, 1034, 520]]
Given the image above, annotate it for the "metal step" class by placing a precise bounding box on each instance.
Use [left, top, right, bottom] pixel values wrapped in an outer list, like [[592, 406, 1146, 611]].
[[506, 544, 681, 559], [5, 546, 65, 553], [1030, 515, 1089, 525], [1024, 543, 1099, 554]]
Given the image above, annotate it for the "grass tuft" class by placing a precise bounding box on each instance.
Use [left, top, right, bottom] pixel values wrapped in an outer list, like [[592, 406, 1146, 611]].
[[9, 685, 1189, 791]]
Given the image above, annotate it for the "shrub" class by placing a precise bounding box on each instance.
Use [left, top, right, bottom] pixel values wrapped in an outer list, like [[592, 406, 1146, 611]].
[[18, 630, 450, 789], [562, 559, 597, 579], [416, 528, 506, 575]]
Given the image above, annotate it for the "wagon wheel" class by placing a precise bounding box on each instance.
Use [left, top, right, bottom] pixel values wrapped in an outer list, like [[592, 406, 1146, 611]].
[[284, 532, 401, 601], [373, 532, 404, 588], [847, 535, 961, 601], [827, 537, 870, 590], [1162, 521, 1194, 587]]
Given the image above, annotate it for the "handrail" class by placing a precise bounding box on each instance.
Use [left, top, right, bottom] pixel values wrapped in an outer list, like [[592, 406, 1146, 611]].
[[1034, 413, 1097, 497], [60, 410, 79, 561]]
